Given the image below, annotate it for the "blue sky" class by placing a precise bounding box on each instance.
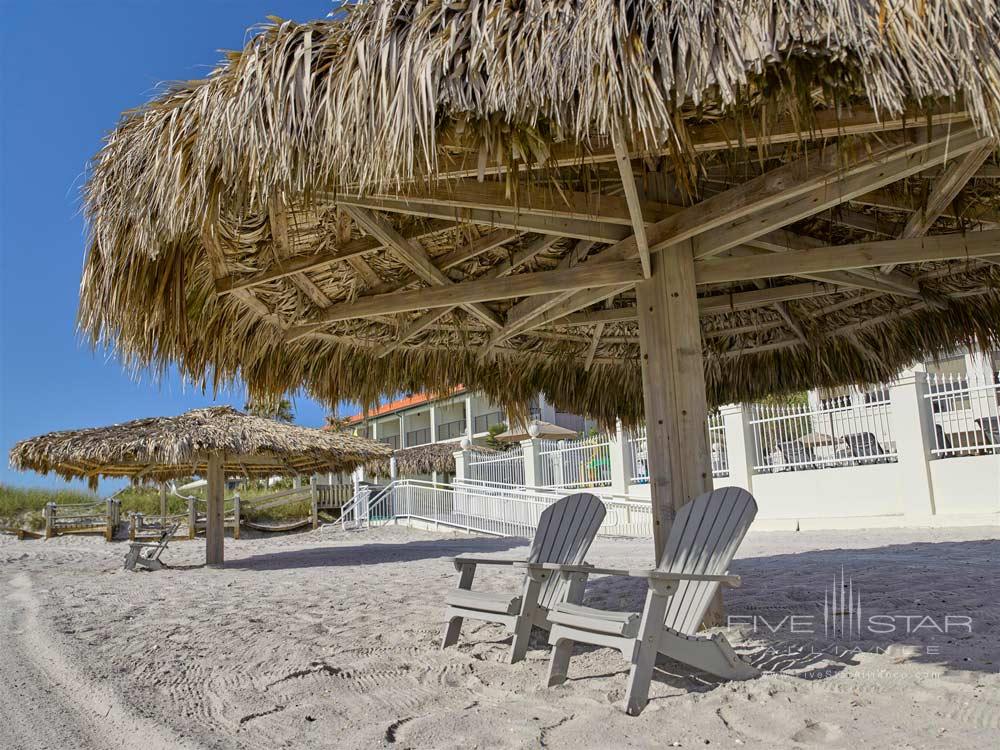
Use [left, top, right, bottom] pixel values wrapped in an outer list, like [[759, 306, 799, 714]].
[[0, 1, 346, 491]]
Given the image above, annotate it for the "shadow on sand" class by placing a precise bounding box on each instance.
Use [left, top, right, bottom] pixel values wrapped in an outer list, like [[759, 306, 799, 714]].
[[226, 534, 526, 570]]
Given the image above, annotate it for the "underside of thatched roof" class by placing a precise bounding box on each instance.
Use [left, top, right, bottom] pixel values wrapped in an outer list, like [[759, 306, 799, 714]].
[[9, 406, 391, 489], [80, 2, 1000, 426]]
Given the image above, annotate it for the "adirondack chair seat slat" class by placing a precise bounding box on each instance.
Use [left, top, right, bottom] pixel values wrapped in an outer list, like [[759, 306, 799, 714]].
[[446, 589, 523, 616], [441, 492, 606, 663], [550, 603, 641, 637]]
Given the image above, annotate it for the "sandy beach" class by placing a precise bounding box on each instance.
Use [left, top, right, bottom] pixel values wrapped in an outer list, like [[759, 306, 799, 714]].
[[1, 523, 998, 749]]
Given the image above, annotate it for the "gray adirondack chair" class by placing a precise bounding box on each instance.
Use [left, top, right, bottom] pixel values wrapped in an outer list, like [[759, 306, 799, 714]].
[[123, 522, 180, 571], [544, 486, 758, 715], [442, 492, 606, 663]]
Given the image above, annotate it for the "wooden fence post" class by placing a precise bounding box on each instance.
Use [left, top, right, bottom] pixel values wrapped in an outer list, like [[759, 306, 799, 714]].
[[188, 497, 196, 539], [44, 502, 55, 539], [310, 476, 319, 529], [232, 494, 241, 540], [105, 498, 115, 541], [129, 512, 139, 541]]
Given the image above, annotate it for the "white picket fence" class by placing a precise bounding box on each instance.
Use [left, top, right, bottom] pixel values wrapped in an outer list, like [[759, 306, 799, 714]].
[[926, 372, 1000, 457], [538, 435, 613, 489], [749, 392, 897, 473], [343, 479, 654, 538]]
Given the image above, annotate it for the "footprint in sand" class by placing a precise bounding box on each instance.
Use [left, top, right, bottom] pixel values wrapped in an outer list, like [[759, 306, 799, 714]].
[[790, 719, 843, 744]]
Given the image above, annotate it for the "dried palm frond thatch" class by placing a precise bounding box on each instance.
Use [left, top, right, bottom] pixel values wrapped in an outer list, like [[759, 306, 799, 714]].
[[364, 441, 486, 476], [9, 407, 391, 490], [78, 2, 1000, 426]]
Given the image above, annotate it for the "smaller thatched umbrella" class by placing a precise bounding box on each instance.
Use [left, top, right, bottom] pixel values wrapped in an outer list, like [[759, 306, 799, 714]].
[[494, 420, 579, 443], [9, 406, 390, 567]]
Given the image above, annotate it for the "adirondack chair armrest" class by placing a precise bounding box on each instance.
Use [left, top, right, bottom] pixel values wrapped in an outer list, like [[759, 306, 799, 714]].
[[514, 562, 627, 577], [447, 556, 525, 572], [629, 570, 742, 588], [130, 542, 167, 549]]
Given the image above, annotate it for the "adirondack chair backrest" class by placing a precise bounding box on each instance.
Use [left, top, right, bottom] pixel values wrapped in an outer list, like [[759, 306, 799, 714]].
[[659, 487, 757, 635], [528, 493, 606, 610]]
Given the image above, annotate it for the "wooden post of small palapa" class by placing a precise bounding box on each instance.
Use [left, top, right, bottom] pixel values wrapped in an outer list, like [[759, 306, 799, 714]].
[[206, 452, 225, 567], [187, 497, 196, 540], [105, 498, 115, 541], [232, 493, 241, 540]]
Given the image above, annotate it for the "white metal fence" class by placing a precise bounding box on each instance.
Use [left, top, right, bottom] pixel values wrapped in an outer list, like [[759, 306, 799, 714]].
[[749, 392, 897, 473], [538, 435, 613, 489], [467, 445, 524, 487], [926, 372, 1000, 457], [707, 413, 730, 478], [347, 479, 654, 538], [629, 416, 729, 483]]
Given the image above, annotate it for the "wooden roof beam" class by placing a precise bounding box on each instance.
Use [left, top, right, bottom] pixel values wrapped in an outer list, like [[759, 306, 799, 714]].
[[284, 259, 645, 342]]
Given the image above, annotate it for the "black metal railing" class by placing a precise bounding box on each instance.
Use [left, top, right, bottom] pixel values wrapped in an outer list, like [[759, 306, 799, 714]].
[[406, 427, 431, 446], [379, 435, 399, 449], [436, 419, 467, 440], [473, 411, 506, 433]]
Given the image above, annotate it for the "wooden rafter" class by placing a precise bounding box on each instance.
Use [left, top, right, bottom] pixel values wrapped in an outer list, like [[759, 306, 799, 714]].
[[343, 206, 504, 330], [269, 196, 333, 308], [612, 128, 651, 278], [882, 144, 994, 271], [215, 220, 452, 295]]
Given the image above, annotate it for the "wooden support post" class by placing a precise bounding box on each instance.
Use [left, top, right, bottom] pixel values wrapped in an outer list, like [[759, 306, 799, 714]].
[[232, 494, 241, 540], [206, 453, 225, 567], [187, 497, 196, 539], [159, 482, 167, 521], [44, 502, 55, 539], [636, 243, 713, 559], [129, 513, 138, 541]]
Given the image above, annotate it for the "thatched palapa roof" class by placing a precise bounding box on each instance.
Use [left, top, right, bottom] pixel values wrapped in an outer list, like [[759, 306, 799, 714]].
[[9, 406, 391, 489], [80, 1, 1000, 425], [365, 441, 486, 476]]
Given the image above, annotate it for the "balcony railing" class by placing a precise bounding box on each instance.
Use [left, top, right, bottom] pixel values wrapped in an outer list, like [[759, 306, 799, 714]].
[[473, 411, 506, 433], [436, 419, 467, 441], [405, 427, 431, 446], [379, 435, 399, 450]]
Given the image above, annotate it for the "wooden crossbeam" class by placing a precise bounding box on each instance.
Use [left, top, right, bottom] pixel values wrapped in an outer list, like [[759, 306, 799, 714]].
[[284, 260, 645, 341], [434, 228, 521, 269], [695, 229, 1000, 285], [851, 188, 1000, 226], [343, 206, 503, 330], [215, 220, 452, 295], [373, 308, 454, 358], [556, 282, 846, 325]]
